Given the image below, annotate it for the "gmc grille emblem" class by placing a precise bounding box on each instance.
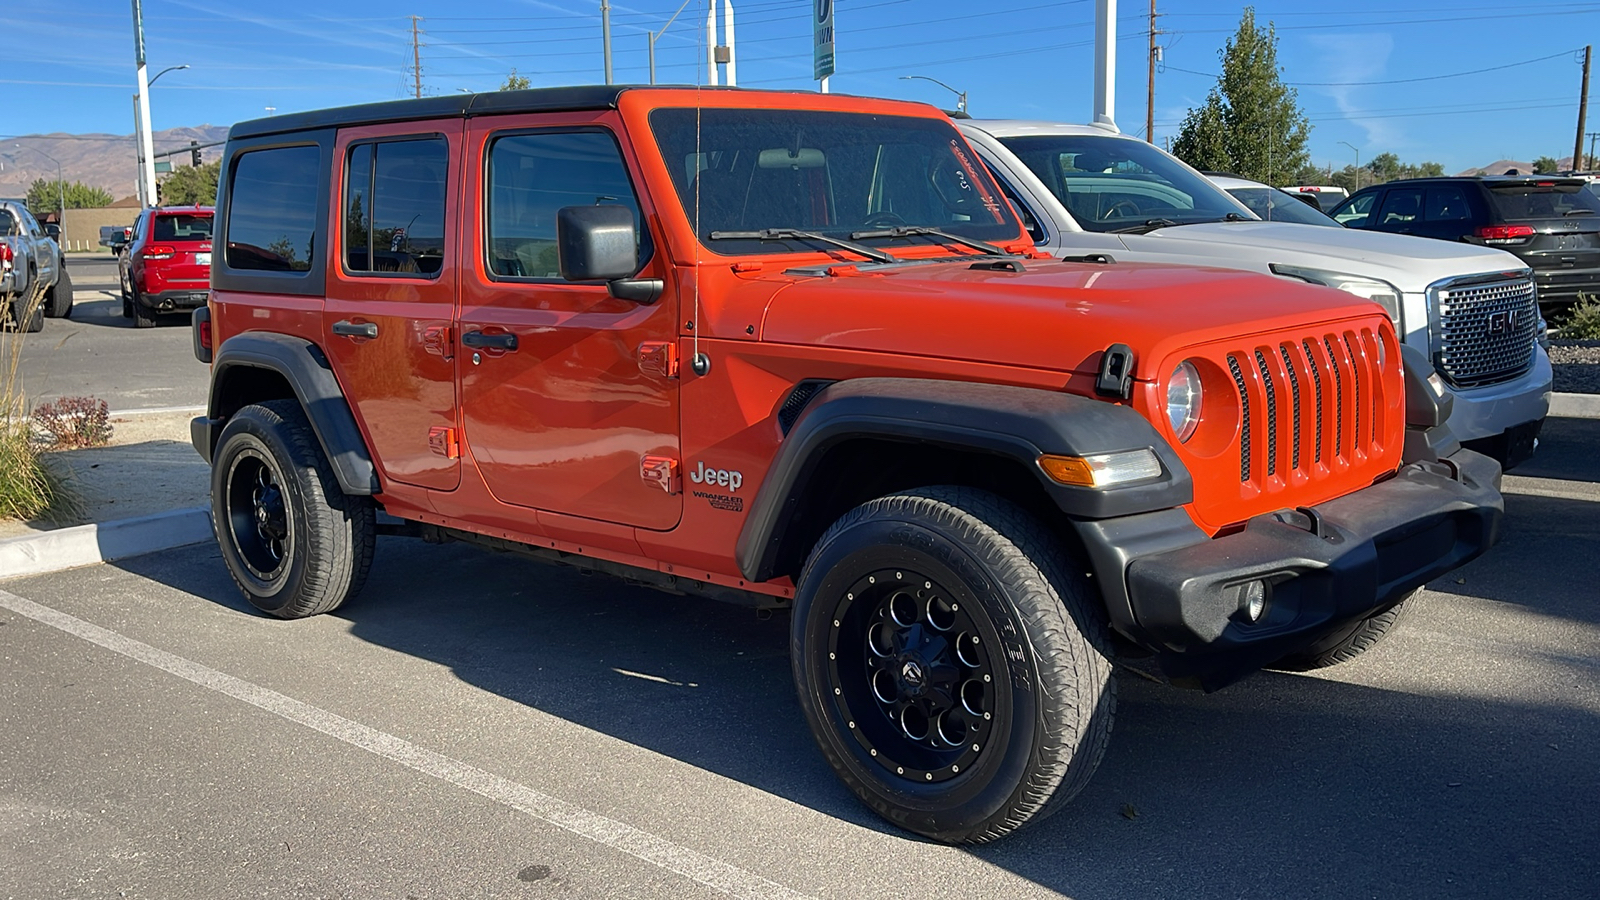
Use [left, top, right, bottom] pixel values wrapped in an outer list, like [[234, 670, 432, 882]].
[[1487, 310, 1518, 334]]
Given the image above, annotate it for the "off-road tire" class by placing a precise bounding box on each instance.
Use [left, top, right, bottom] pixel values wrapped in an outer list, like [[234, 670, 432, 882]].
[[15, 268, 45, 333], [131, 287, 156, 328], [211, 400, 376, 619], [791, 486, 1116, 844], [1272, 590, 1417, 671], [44, 265, 72, 318]]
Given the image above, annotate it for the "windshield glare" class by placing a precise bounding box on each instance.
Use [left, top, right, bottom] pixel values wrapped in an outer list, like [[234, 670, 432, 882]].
[[997, 134, 1251, 232], [649, 108, 1022, 255], [1227, 187, 1339, 226]]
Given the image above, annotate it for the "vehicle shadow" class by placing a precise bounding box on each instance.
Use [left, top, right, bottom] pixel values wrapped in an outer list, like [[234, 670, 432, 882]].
[[1508, 415, 1600, 484], [115, 528, 1600, 898], [61, 296, 190, 330]]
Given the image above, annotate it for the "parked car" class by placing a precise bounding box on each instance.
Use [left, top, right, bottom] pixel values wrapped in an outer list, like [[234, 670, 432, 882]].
[[956, 120, 1551, 469], [119, 205, 213, 328], [1280, 185, 1348, 212], [1331, 176, 1600, 316], [1206, 174, 1342, 226], [100, 223, 135, 256], [0, 199, 72, 330], [189, 86, 1503, 844]]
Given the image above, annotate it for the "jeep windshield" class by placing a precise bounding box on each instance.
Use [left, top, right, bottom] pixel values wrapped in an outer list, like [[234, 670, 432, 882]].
[[996, 134, 1254, 233], [649, 108, 1022, 257]]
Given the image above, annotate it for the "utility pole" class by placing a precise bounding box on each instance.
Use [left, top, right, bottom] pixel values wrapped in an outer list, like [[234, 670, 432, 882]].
[[131, 0, 157, 209], [411, 16, 423, 99], [1587, 131, 1599, 171], [704, 1, 735, 87], [1092, 0, 1116, 129], [1576, 46, 1592, 171], [601, 0, 613, 85], [1146, 0, 1158, 143]]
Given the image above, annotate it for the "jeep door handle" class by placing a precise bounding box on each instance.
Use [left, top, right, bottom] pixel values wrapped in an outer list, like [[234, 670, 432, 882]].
[[461, 330, 518, 351], [332, 320, 379, 339]]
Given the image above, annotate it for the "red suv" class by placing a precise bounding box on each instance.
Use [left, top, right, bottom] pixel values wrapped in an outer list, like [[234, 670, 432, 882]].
[[120, 205, 213, 327]]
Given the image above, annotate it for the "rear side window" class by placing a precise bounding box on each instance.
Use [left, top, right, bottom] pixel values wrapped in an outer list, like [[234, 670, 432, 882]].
[[344, 137, 448, 276], [485, 130, 649, 280], [153, 214, 213, 241], [1424, 186, 1471, 222], [0, 210, 16, 236], [1488, 182, 1600, 220], [226, 146, 320, 272]]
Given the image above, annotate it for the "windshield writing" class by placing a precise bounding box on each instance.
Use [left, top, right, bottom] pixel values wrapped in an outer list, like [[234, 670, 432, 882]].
[[998, 135, 1250, 232], [649, 108, 1021, 256]]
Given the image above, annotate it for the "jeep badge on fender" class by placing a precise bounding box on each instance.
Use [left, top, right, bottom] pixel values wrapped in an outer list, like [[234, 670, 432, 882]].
[[193, 84, 1503, 845]]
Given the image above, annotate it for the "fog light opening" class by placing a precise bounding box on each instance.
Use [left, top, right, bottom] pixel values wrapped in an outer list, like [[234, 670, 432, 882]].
[[1238, 580, 1268, 624]]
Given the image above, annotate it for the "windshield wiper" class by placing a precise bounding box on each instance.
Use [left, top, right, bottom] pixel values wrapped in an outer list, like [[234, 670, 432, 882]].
[[1564, 209, 1595, 216], [707, 228, 899, 265], [1111, 212, 1249, 235], [847, 225, 1012, 257]]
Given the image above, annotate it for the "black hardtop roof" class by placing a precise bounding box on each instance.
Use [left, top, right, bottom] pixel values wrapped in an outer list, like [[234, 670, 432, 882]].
[[1367, 174, 1592, 189], [227, 84, 868, 141]]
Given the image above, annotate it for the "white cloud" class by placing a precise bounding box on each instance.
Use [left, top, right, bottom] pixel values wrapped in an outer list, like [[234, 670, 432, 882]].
[[1301, 33, 1399, 147]]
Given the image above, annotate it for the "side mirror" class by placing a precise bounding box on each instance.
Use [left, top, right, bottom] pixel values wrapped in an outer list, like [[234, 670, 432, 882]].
[[44, 223, 61, 239], [556, 205, 662, 304]]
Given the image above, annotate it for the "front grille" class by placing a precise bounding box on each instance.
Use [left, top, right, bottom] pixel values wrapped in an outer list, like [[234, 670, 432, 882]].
[[1433, 276, 1538, 388], [1224, 327, 1392, 488]]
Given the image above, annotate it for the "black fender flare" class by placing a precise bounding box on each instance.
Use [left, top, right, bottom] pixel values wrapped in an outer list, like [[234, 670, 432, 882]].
[[196, 331, 379, 495], [734, 377, 1192, 583]]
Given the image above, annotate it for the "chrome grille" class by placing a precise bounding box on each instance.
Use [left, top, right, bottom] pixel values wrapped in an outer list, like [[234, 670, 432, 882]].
[[1432, 276, 1538, 388]]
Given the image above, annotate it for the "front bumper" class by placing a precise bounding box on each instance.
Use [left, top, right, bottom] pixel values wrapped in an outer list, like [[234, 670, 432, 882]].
[[1081, 448, 1502, 690], [1445, 345, 1551, 446]]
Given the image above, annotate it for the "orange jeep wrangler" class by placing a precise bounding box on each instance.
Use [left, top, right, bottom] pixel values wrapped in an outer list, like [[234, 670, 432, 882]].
[[191, 86, 1501, 843]]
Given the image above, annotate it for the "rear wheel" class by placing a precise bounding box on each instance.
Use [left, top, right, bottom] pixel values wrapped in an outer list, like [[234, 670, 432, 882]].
[[131, 286, 156, 328], [1272, 591, 1416, 671], [44, 265, 72, 318], [792, 486, 1115, 844], [211, 400, 376, 619]]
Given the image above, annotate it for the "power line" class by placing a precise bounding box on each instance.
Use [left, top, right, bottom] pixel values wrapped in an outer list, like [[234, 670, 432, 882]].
[[1162, 50, 1577, 87]]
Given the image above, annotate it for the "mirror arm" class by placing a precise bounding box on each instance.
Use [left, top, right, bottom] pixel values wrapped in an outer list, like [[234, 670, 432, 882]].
[[607, 277, 664, 304]]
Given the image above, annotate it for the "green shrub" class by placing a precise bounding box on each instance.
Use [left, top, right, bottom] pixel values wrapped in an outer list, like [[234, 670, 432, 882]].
[[1563, 294, 1600, 340]]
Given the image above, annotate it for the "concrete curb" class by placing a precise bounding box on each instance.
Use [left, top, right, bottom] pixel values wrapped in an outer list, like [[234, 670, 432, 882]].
[[0, 507, 212, 580], [1551, 392, 1600, 420]]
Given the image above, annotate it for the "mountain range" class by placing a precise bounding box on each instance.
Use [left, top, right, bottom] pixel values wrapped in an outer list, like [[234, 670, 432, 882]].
[[1, 125, 230, 202]]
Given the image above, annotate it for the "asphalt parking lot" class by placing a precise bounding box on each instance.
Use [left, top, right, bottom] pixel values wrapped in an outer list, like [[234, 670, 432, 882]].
[[2, 416, 1596, 899], [15, 256, 205, 412]]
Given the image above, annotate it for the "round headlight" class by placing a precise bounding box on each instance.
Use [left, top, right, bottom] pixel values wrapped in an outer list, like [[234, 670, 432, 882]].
[[1166, 360, 1202, 443]]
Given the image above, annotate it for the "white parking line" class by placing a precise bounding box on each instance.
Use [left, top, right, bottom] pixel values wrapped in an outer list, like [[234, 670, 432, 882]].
[[0, 588, 813, 900]]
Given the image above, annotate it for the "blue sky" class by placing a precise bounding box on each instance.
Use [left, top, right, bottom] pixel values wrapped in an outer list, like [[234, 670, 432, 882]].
[[4, 0, 1599, 174]]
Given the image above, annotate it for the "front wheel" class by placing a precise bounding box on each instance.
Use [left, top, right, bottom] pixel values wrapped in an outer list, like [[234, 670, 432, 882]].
[[211, 400, 376, 618], [792, 486, 1116, 844], [45, 266, 72, 318], [1272, 590, 1417, 671]]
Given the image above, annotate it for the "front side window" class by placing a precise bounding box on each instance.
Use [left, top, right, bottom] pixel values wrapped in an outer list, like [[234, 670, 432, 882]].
[[997, 134, 1249, 232], [1335, 192, 1378, 227], [153, 214, 213, 242], [226, 145, 320, 272], [344, 137, 448, 276], [485, 130, 648, 279], [0, 210, 17, 236], [649, 108, 1019, 255]]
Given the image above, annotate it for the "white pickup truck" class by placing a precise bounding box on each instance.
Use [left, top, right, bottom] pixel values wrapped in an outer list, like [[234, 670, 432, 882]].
[[0, 200, 71, 331], [959, 120, 1552, 469]]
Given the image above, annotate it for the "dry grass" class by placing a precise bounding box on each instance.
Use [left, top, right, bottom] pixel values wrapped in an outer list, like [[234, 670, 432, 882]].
[[0, 280, 83, 522]]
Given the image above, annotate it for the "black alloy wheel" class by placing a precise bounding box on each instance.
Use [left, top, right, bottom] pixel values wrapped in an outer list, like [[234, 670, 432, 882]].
[[225, 449, 293, 581], [828, 568, 997, 784], [792, 486, 1116, 844]]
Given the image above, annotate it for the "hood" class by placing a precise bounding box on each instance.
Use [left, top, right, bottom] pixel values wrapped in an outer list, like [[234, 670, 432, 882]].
[[760, 257, 1387, 380], [1127, 220, 1525, 291]]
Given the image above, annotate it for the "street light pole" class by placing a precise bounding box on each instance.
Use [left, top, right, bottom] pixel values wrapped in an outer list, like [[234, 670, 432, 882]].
[[14, 144, 64, 220], [1339, 140, 1361, 190], [648, 0, 697, 85], [899, 75, 966, 114]]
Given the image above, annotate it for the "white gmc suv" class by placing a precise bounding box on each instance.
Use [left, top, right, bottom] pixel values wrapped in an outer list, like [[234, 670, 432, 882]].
[[960, 119, 1552, 468]]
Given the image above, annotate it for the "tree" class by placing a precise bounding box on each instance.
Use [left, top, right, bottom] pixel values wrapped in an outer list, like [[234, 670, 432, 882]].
[[1171, 7, 1310, 184], [157, 161, 221, 206], [24, 179, 113, 215], [1533, 156, 1560, 174], [1171, 92, 1231, 173], [500, 68, 531, 91]]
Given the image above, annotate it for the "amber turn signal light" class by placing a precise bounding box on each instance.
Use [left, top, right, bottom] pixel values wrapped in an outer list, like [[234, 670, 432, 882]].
[[1038, 450, 1162, 488]]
